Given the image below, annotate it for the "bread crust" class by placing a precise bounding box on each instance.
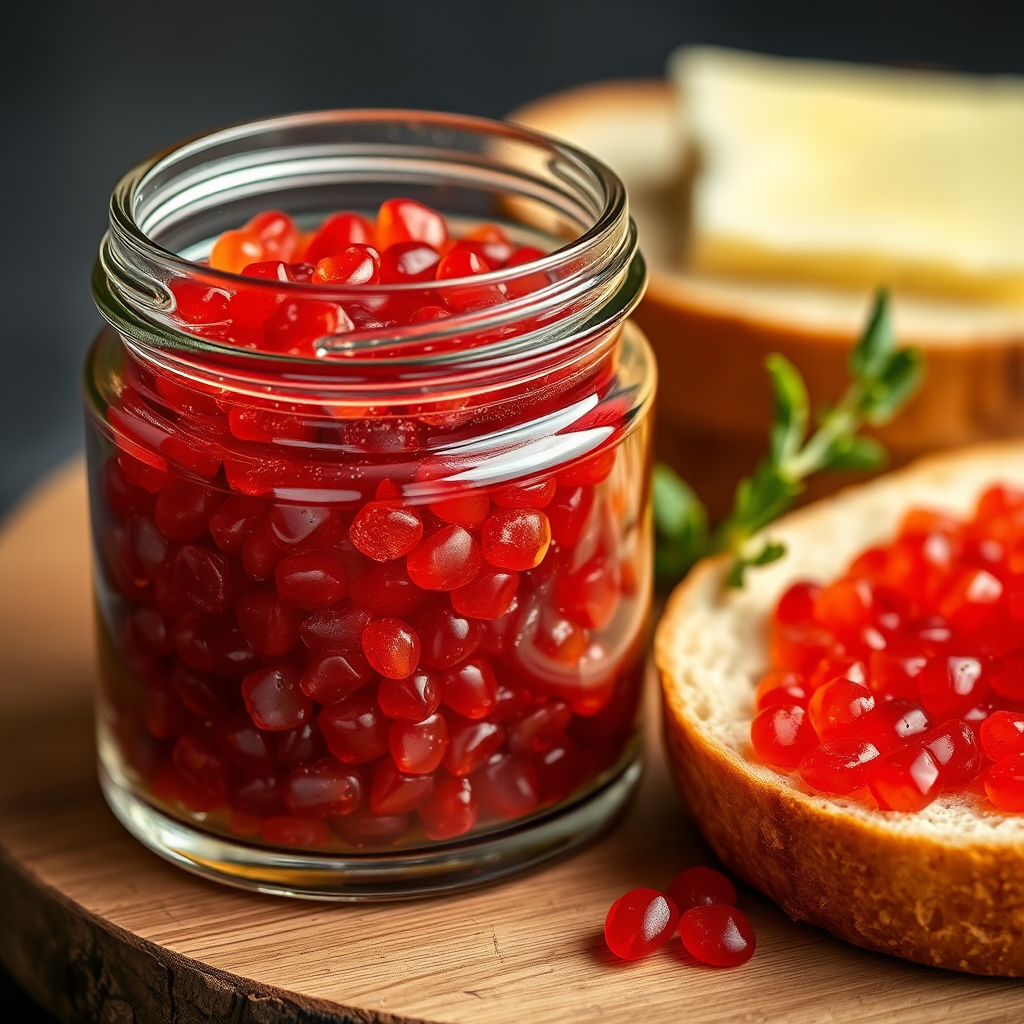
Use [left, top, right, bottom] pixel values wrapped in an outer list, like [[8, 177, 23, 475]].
[[655, 442, 1024, 976], [636, 276, 1024, 517]]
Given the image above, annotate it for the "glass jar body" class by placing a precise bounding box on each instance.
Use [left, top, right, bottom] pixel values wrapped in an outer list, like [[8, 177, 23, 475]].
[[84, 110, 654, 897], [86, 321, 653, 896]]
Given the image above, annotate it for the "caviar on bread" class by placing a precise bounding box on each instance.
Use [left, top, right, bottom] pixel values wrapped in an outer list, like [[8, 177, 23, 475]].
[[656, 441, 1024, 976]]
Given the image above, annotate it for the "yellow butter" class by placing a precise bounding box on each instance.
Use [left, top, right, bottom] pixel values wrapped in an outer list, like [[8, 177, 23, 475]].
[[670, 47, 1024, 304]]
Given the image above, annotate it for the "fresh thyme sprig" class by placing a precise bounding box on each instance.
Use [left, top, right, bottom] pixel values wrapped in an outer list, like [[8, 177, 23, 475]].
[[654, 289, 925, 588]]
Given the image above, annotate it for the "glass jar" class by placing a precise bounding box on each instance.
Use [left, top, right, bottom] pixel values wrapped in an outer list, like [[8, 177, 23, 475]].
[[85, 110, 654, 898]]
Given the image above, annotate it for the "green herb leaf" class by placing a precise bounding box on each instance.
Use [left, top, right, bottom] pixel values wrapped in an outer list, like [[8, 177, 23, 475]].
[[652, 463, 708, 583], [823, 434, 889, 471], [725, 539, 787, 588], [724, 558, 748, 589], [752, 539, 787, 566], [651, 287, 924, 592], [849, 288, 894, 381], [652, 464, 703, 539], [734, 462, 801, 536], [863, 348, 925, 425], [766, 353, 809, 464]]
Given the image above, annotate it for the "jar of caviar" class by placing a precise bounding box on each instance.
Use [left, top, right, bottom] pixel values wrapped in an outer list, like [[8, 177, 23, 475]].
[[85, 111, 654, 898]]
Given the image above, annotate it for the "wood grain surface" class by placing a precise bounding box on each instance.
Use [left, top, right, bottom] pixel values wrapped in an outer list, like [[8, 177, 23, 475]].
[[0, 463, 1020, 1024]]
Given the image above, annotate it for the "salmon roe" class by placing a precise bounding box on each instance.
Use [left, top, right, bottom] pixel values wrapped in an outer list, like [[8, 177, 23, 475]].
[[752, 485, 1024, 813], [604, 866, 755, 968], [169, 201, 549, 358], [91, 200, 651, 854]]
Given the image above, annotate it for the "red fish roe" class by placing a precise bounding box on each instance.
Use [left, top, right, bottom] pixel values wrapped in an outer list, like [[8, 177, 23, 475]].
[[799, 739, 879, 795], [481, 508, 551, 571], [754, 671, 808, 711], [406, 525, 483, 591], [868, 745, 942, 811], [604, 888, 679, 961], [377, 671, 440, 721], [89, 199, 651, 856], [666, 867, 737, 911], [419, 775, 478, 840], [679, 905, 757, 967], [756, 483, 1024, 813], [303, 212, 374, 264], [984, 754, 1024, 812], [602, 866, 752, 968], [167, 200, 565, 359], [750, 705, 817, 767], [361, 618, 420, 680], [807, 677, 875, 740], [312, 246, 380, 286], [980, 711, 1024, 761], [349, 502, 424, 562], [241, 664, 312, 731], [210, 229, 265, 275], [275, 552, 348, 610], [451, 566, 519, 620], [285, 758, 364, 818], [920, 720, 982, 788], [857, 699, 930, 753]]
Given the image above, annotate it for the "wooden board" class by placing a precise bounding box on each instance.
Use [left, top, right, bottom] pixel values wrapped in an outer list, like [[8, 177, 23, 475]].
[[0, 463, 1020, 1024]]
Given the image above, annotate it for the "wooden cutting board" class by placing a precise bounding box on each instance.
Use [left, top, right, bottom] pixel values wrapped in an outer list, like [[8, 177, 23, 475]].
[[0, 463, 1019, 1024]]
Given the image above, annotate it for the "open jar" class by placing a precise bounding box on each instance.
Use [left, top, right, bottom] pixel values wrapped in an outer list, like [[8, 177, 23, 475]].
[[85, 110, 655, 898]]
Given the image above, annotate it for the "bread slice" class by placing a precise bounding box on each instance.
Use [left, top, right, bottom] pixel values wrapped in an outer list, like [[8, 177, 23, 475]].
[[511, 83, 1024, 518], [669, 47, 1024, 304], [655, 441, 1024, 976]]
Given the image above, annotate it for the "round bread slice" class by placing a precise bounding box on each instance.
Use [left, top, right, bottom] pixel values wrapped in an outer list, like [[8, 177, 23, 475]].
[[511, 83, 1024, 519], [655, 441, 1024, 976]]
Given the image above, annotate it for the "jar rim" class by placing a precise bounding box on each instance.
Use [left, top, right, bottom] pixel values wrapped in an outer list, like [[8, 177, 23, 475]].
[[94, 108, 645, 374]]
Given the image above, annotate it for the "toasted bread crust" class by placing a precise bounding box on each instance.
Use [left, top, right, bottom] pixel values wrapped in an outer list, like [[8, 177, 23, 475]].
[[656, 442, 1024, 976], [636, 282, 1024, 517]]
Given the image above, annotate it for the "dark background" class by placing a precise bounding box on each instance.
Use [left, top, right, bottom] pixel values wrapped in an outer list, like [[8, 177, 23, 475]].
[[1, 0, 1022, 1018]]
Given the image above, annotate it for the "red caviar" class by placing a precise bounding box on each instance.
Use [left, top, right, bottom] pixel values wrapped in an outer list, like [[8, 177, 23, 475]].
[[171, 202, 555, 359], [753, 485, 1024, 814], [666, 866, 737, 911], [604, 866, 754, 968], [89, 197, 651, 856], [604, 888, 679, 960], [679, 905, 757, 967]]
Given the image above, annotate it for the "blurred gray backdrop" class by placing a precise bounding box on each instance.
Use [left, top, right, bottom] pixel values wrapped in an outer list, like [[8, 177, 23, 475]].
[[1, 0, 1022, 515]]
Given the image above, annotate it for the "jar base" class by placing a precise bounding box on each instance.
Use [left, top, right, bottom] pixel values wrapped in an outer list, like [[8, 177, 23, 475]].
[[98, 757, 642, 900]]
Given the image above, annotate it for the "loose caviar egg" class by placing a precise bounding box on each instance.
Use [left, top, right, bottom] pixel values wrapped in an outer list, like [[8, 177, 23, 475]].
[[604, 888, 679, 960], [666, 867, 737, 911], [679, 904, 756, 967]]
